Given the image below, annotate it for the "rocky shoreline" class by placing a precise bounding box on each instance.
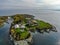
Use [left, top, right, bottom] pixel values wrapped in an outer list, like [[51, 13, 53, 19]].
[[9, 33, 33, 45], [0, 14, 57, 45]]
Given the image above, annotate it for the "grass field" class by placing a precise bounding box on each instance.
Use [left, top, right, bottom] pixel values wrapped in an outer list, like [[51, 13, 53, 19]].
[[36, 20, 52, 29]]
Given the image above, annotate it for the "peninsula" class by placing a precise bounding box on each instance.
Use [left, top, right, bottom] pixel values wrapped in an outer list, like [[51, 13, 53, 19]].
[[0, 14, 57, 45]]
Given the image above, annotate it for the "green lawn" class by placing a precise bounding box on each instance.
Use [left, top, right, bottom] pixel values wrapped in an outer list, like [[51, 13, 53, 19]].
[[36, 20, 52, 29], [15, 28, 30, 40], [20, 31, 29, 39]]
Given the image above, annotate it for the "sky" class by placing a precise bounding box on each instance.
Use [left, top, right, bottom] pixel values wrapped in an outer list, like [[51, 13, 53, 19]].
[[0, 0, 60, 10]]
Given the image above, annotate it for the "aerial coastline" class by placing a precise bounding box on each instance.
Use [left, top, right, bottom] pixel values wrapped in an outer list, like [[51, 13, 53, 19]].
[[0, 14, 57, 45]]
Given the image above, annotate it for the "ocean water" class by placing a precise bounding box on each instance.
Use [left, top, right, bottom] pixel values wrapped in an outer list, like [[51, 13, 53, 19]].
[[0, 9, 60, 45]]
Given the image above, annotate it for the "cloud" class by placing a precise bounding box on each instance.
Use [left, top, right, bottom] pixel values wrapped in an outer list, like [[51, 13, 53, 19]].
[[0, 0, 39, 9], [0, 0, 60, 9], [43, 0, 60, 5]]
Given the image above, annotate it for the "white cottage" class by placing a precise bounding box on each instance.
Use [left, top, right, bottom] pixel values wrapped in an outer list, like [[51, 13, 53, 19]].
[[20, 24, 26, 32], [20, 24, 25, 29], [14, 24, 20, 28]]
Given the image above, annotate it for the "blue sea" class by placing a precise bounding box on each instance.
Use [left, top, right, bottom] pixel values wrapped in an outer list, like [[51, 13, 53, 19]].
[[0, 9, 60, 45]]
